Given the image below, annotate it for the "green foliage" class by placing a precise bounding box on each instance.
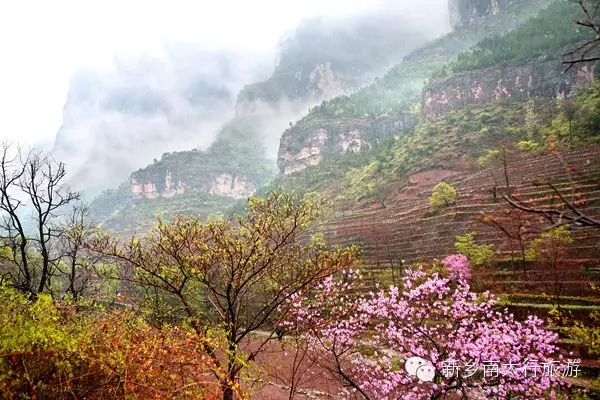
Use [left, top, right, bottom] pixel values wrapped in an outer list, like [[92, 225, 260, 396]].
[[93, 189, 237, 236], [275, 100, 554, 206], [567, 309, 600, 356], [517, 140, 540, 152], [477, 148, 502, 168], [343, 163, 378, 201], [561, 284, 600, 396], [455, 232, 495, 266], [442, 1, 589, 76], [428, 182, 457, 207], [486, 88, 600, 152], [539, 88, 600, 148], [342, 162, 391, 207], [525, 225, 574, 261], [0, 288, 221, 398], [0, 286, 87, 356], [409, 103, 422, 116], [524, 99, 541, 141]]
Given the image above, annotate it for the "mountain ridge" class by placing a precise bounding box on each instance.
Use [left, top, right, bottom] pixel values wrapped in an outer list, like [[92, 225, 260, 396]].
[[88, 0, 551, 234]]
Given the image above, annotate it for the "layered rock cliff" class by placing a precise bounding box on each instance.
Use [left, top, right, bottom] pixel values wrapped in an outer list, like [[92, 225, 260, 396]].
[[275, 0, 548, 175], [278, 112, 417, 175], [130, 165, 259, 201], [88, 0, 553, 234], [423, 60, 596, 118], [87, 5, 452, 232]]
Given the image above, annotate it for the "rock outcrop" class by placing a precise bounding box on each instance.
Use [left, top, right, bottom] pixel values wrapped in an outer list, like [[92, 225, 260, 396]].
[[130, 171, 255, 201], [423, 60, 596, 119], [209, 174, 256, 199], [278, 112, 417, 175], [131, 170, 187, 200]]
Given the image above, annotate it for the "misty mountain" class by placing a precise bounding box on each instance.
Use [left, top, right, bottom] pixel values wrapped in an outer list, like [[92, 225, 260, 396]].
[[85, 2, 453, 232], [53, 43, 272, 197], [236, 3, 450, 116]]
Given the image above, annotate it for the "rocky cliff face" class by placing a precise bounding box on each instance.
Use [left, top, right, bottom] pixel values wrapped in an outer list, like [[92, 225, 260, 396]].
[[278, 112, 417, 175], [125, 116, 277, 199], [88, 115, 278, 231], [423, 60, 596, 118], [275, 0, 548, 177], [130, 171, 255, 200]]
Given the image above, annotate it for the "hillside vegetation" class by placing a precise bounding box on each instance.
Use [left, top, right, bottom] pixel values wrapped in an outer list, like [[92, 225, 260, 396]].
[[437, 0, 590, 77], [90, 0, 551, 233]]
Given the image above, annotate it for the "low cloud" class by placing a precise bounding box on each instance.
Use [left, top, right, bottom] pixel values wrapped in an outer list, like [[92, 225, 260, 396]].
[[43, 0, 450, 196]]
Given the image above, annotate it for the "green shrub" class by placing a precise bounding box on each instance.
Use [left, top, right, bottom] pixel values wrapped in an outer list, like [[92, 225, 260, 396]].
[[428, 182, 457, 207], [0, 286, 219, 399], [455, 232, 495, 266]]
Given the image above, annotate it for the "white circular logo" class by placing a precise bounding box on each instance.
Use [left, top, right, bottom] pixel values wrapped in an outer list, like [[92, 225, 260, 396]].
[[416, 365, 436, 382], [404, 357, 427, 377], [405, 357, 436, 382]]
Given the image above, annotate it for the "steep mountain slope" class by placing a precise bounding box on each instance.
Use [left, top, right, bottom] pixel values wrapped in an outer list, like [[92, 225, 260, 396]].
[[88, 0, 552, 235], [261, 0, 600, 283], [275, 0, 592, 185], [277, 0, 549, 175], [87, 4, 453, 233]]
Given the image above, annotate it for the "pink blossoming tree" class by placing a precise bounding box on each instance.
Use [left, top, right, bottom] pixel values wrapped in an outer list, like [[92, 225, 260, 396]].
[[442, 254, 471, 280], [282, 268, 564, 400]]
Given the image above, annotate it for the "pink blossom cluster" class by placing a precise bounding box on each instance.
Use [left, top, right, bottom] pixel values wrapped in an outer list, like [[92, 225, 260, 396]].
[[283, 267, 563, 399], [441, 254, 471, 280]]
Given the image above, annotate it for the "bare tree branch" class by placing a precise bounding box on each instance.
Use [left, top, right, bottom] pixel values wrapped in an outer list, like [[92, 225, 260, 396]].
[[564, 0, 600, 69], [0, 142, 80, 294]]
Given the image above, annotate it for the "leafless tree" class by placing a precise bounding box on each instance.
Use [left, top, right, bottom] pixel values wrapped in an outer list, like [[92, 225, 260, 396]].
[[505, 183, 600, 229], [564, 0, 600, 69], [53, 202, 103, 300], [0, 142, 79, 294], [562, 101, 580, 148], [479, 140, 519, 193], [504, 152, 600, 230]]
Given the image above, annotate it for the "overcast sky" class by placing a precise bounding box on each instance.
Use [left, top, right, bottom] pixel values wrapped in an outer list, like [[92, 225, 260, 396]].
[[0, 0, 446, 146]]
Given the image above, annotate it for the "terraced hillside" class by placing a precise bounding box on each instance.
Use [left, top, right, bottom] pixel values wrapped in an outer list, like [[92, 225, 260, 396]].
[[315, 144, 600, 381], [320, 146, 600, 291]]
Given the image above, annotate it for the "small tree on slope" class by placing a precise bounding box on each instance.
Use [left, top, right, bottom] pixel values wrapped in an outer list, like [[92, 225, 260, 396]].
[[428, 182, 457, 207]]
